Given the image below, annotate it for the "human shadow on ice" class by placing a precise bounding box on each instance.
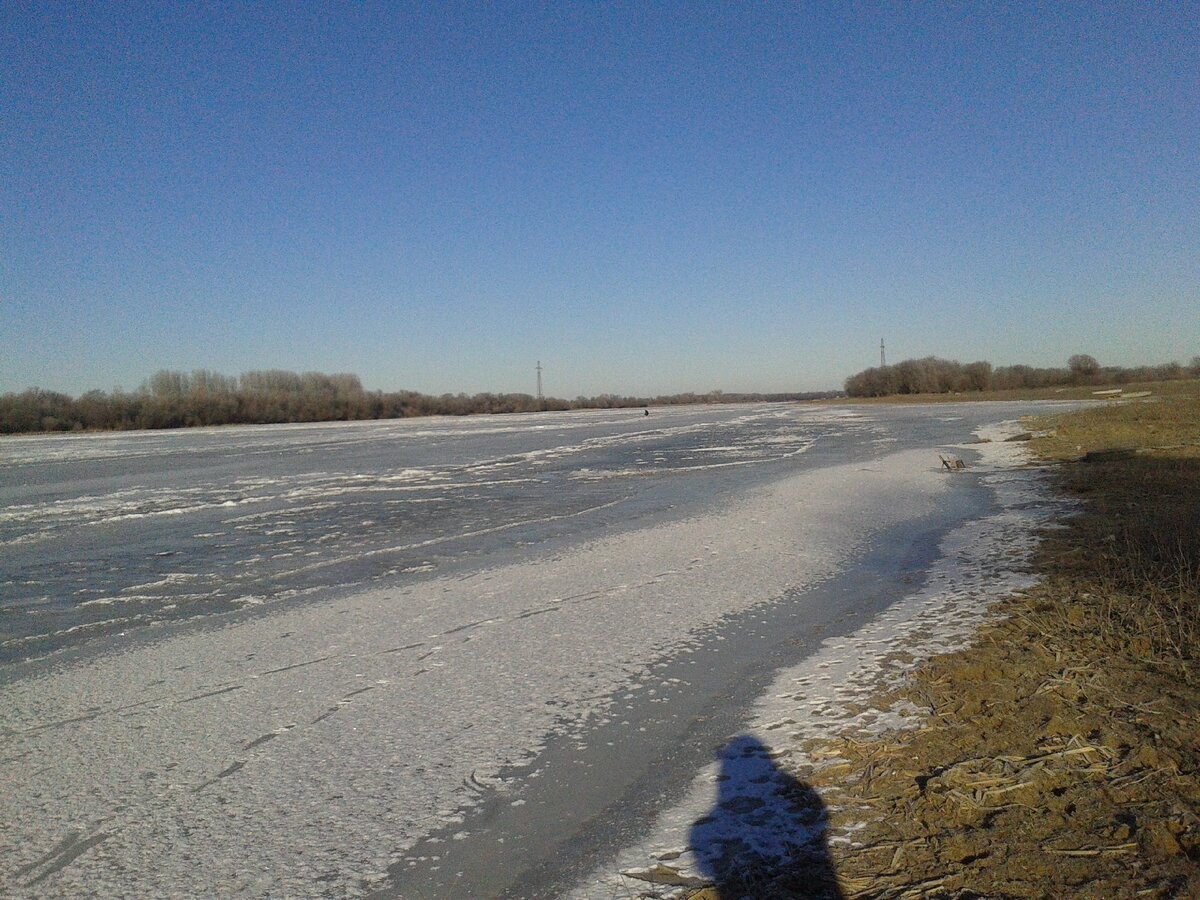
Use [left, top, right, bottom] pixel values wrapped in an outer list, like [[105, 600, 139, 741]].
[[688, 735, 843, 899]]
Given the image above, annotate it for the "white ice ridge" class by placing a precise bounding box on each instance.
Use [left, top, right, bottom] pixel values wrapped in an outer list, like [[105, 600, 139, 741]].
[[1, 443, 946, 898], [569, 420, 1070, 899]]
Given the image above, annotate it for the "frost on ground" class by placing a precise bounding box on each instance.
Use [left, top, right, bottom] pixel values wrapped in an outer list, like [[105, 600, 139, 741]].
[[571, 422, 1072, 899]]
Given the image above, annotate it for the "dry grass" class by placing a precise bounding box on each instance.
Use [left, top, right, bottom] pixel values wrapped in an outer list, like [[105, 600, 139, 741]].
[[1031, 380, 1200, 461], [1031, 381, 1200, 662]]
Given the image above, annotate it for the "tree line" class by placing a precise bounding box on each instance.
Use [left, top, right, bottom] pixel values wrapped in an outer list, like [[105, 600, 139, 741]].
[[0, 369, 837, 435], [844, 354, 1200, 398]]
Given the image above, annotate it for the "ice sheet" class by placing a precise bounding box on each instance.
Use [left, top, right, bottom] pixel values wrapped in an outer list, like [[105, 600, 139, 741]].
[[3, 445, 946, 897], [567, 421, 1070, 898]]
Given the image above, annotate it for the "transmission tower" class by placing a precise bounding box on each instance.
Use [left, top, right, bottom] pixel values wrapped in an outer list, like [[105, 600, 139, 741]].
[[880, 338, 886, 368], [536, 360, 543, 400]]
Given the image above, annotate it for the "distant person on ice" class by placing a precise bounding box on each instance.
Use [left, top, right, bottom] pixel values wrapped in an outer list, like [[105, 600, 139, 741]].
[[644, 408, 649, 416]]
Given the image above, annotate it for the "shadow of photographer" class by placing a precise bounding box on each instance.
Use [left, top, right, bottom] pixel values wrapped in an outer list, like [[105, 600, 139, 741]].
[[688, 735, 843, 899]]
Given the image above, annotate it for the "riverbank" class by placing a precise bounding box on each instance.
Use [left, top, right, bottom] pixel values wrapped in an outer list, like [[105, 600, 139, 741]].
[[684, 386, 1200, 897]]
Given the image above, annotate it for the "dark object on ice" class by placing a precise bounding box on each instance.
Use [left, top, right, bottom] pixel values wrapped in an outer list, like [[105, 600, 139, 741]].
[[939, 455, 966, 470], [644, 409, 650, 416], [689, 735, 843, 898]]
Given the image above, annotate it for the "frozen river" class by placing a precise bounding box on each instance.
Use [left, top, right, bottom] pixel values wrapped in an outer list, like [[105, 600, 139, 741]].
[[1, 402, 1071, 897], [4, 403, 911, 662]]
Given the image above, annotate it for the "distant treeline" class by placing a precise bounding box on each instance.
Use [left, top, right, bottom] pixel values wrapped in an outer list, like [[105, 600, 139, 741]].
[[844, 354, 1200, 398], [0, 369, 838, 435]]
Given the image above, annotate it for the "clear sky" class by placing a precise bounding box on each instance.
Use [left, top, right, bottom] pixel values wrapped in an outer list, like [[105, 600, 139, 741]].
[[2, 3, 1197, 398]]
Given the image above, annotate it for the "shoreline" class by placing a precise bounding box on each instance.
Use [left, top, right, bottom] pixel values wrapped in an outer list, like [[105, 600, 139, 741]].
[[568, 420, 1064, 897]]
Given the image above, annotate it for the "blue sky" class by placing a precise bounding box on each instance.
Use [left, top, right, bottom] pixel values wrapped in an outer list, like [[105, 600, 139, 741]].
[[2, 2, 1196, 397]]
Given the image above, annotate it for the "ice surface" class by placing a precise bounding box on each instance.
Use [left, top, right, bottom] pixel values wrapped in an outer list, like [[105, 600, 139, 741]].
[[567, 420, 1071, 898], [0, 404, 849, 658], [0, 403, 1082, 897]]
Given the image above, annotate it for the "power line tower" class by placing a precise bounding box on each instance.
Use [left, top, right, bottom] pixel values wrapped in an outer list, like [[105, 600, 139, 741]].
[[880, 338, 886, 368], [536, 360, 543, 401]]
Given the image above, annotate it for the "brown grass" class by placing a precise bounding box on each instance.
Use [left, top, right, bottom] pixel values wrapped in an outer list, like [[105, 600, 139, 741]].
[[1031, 381, 1200, 461], [1031, 382, 1200, 662]]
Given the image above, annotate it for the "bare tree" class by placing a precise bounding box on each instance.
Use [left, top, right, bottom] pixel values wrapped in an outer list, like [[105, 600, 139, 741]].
[[1068, 354, 1101, 384]]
